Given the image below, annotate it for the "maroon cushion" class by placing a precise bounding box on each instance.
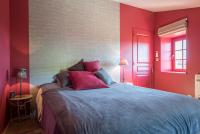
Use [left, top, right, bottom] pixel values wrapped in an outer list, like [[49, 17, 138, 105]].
[[83, 61, 100, 72], [68, 71, 108, 90], [68, 59, 85, 71]]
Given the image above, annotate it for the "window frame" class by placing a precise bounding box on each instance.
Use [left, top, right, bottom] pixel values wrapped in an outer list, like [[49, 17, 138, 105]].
[[171, 35, 187, 72]]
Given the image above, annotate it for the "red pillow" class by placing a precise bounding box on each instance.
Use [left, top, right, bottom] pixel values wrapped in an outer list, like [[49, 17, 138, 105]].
[[68, 71, 108, 90], [83, 61, 100, 72]]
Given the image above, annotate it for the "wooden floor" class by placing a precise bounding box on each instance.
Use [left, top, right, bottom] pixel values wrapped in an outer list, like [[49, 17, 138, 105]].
[[4, 119, 43, 134]]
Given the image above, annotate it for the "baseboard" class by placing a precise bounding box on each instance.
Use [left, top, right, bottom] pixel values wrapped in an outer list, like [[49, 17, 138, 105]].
[[2, 122, 9, 134]]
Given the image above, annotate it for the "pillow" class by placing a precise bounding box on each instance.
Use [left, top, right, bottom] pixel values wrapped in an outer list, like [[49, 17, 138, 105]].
[[68, 71, 108, 90], [68, 59, 85, 71], [53, 70, 71, 87], [95, 68, 114, 85], [53, 76, 62, 86], [83, 60, 100, 72]]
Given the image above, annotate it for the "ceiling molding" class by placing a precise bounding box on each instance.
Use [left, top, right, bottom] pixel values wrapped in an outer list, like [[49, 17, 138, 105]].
[[113, 0, 200, 12]]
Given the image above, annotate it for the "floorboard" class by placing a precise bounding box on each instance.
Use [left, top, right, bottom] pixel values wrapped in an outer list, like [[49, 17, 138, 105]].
[[4, 119, 43, 134]]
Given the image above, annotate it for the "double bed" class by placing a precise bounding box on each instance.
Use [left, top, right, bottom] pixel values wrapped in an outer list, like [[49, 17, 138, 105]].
[[36, 82, 200, 134]]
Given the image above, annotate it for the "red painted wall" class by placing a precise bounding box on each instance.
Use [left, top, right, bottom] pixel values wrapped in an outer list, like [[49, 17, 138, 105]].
[[0, 1, 29, 132], [0, 0, 10, 133], [10, 0, 30, 94], [120, 4, 155, 83], [154, 8, 200, 96]]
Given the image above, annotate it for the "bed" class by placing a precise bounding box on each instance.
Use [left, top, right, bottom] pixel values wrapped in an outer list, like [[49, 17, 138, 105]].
[[36, 82, 200, 134]]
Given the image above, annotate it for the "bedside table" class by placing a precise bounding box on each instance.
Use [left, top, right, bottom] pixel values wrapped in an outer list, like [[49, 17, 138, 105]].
[[9, 94, 33, 121], [121, 82, 133, 86]]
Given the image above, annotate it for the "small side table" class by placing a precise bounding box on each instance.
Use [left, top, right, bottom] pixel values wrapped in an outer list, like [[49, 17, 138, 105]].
[[121, 82, 133, 86], [9, 94, 33, 121], [124, 82, 133, 86]]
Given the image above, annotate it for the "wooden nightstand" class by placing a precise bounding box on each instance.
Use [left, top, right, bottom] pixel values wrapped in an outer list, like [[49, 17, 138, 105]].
[[121, 82, 133, 86], [9, 94, 33, 121]]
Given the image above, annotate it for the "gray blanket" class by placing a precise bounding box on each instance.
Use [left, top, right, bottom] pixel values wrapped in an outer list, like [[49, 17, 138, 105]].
[[42, 84, 200, 134]]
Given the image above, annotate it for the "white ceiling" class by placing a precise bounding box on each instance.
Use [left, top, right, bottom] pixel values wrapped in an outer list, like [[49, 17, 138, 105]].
[[113, 0, 200, 12]]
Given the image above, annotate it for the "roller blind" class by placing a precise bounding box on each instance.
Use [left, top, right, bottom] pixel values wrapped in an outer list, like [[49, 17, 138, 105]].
[[158, 18, 188, 37]]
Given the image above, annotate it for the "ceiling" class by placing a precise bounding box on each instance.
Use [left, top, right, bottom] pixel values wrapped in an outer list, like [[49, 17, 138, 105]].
[[113, 0, 200, 12]]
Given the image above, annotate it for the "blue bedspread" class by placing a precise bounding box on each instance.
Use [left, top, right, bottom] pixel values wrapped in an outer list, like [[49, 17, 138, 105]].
[[42, 84, 200, 134]]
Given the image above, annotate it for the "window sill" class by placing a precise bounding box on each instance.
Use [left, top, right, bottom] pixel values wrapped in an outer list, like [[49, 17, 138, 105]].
[[162, 71, 187, 74]]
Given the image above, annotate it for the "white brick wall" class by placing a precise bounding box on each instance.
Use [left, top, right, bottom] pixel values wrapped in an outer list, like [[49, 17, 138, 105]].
[[29, 0, 120, 85]]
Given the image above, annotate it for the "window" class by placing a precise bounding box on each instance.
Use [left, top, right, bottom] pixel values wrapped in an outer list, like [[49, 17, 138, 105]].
[[158, 18, 188, 73], [172, 36, 187, 72]]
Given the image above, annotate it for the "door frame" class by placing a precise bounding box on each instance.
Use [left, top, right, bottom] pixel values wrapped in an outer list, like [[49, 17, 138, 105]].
[[132, 28, 154, 87]]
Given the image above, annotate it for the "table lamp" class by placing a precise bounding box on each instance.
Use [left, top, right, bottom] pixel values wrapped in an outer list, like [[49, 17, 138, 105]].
[[17, 68, 27, 96], [119, 59, 128, 82]]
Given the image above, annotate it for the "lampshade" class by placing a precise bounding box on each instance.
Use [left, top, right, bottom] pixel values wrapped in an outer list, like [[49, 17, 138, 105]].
[[119, 59, 128, 66], [17, 68, 27, 79]]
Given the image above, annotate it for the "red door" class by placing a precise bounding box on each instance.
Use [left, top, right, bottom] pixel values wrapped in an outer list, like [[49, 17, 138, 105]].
[[132, 30, 153, 88]]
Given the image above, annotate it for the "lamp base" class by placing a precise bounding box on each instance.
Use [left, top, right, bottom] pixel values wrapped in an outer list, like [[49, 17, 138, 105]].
[[122, 66, 125, 83], [19, 79, 23, 97]]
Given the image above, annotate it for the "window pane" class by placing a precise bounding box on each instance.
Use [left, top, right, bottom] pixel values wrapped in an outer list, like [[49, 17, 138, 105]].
[[183, 50, 186, 59], [175, 60, 183, 69], [175, 40, 182, 50], [183, 60, 187, 69], [183, 40, 186, 49], [175, 50, 182, 60]]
